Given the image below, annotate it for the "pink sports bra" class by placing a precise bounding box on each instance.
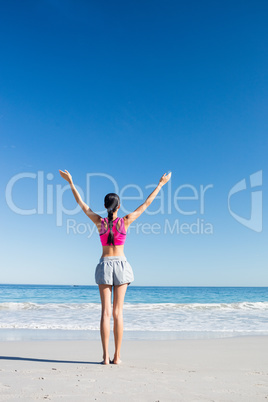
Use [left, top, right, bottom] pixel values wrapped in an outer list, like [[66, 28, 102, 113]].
[[99, 217, 127, 246]]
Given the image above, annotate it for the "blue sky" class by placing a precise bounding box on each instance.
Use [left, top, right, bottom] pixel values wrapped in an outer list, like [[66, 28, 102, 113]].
[[0, 0, 267, 286]]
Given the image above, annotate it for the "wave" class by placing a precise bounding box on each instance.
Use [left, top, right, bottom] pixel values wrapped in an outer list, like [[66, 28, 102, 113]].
[[127, 302, 268, 311], [0, 302, 100, 311], [1, 302, 268, 332], [1, 301, 268, 311]]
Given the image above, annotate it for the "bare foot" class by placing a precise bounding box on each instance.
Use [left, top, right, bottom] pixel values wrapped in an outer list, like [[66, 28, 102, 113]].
[[101, 355, 110, 365], [111, 357, 122, 365]]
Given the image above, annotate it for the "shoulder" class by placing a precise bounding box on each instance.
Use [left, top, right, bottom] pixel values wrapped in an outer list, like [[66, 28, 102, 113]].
[[122, 216, 130, 231], [115, 217, 127, 234], [98, 217, 108, 234]]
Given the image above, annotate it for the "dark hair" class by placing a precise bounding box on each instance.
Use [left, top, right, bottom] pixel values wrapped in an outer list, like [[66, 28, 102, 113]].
[[104, 193, 120, 246]]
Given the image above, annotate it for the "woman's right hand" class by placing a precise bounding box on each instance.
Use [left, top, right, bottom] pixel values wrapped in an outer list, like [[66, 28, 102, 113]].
[[159, 172, 172, 186], [59, 169, 73, 184]]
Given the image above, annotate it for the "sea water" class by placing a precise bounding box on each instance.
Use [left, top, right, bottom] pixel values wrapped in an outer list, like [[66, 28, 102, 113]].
[[0, 284, 268, 340]]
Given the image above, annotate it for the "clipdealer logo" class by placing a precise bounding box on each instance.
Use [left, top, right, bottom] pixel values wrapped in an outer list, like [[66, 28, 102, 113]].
[[228, 170, 263, 233], [4, 170, 263, 234]]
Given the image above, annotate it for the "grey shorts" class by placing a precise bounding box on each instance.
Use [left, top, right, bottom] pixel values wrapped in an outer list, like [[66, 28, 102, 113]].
[[95, 256, 134, 286]]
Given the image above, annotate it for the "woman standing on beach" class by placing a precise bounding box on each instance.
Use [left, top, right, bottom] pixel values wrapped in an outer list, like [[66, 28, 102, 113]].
[[59, 170, 171, 364]]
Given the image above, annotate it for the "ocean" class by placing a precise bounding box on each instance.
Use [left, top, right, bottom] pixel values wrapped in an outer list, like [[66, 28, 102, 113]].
[[0, 284, 268, 341]]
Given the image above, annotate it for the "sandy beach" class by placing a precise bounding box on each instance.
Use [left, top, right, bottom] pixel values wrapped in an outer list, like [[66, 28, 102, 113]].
[[1, 336, 268, 401]]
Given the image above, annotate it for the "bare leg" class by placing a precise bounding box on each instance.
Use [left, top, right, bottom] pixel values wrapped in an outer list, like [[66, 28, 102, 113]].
[[98, 284, 112, 364], [112, 283, 128, 364]]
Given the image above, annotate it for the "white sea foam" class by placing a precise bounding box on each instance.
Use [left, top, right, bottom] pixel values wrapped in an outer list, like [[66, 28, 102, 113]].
[[0, 302, 100, 311], [0, 301, 268, 333], [1, 301, 268, 311]]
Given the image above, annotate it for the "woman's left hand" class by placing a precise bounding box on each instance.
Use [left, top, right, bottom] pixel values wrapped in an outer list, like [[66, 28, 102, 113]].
[[159, 172, 172, 186], [59, 169, 73, 184]]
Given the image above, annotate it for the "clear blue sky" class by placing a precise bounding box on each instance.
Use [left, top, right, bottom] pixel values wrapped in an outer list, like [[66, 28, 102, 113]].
[[0, 0, 267, 286]]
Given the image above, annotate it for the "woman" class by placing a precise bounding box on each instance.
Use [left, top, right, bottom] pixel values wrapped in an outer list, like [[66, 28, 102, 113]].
[[59, 169, 171, 364]]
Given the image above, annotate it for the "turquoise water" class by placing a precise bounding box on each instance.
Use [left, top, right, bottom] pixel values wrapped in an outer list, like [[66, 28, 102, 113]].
[[1, 284, 268, 339], [1, 284, 268, 304]]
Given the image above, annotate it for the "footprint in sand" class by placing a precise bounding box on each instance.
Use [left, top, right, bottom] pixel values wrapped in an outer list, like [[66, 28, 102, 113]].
[[0, 383, 11, 389]]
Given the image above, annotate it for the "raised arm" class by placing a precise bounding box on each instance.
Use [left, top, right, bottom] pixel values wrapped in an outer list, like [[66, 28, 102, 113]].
[[123, 172, 171, 229], [59, 169, 102, 226]]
